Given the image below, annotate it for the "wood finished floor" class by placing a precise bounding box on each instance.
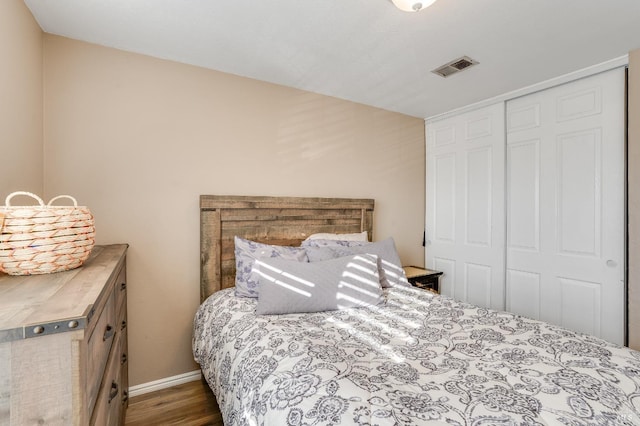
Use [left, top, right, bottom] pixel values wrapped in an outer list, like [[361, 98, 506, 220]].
[[125, 379, 223, 426]]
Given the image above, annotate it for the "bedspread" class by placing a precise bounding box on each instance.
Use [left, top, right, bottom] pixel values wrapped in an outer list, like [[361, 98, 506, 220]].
[[193, 287, 640, 425]]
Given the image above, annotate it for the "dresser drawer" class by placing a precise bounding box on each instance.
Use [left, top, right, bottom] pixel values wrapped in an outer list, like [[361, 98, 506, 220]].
[[90, 333, 124, 426], [115, 270, 127, 346], [119, 326, 129, 425], [86, 288, 116, 414], [115, 265, 127, 315], [118, 307, 127, 342]]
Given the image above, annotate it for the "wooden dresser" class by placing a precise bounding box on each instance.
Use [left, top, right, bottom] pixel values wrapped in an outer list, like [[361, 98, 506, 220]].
[[0, 244, 129, 425]]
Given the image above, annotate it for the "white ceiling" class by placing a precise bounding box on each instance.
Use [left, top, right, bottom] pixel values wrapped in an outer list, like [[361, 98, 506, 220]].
[[24, 0, 640, 118]]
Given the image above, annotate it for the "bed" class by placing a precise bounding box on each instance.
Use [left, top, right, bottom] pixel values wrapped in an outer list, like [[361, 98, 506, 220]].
[[193, 195, 640, 425]]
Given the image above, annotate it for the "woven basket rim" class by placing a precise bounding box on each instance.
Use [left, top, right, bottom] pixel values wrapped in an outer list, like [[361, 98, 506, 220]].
[[1, 206, 90, 210]]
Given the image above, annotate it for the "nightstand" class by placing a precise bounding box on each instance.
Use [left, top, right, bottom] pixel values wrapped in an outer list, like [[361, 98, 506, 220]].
[[403, 266, 443, 294]]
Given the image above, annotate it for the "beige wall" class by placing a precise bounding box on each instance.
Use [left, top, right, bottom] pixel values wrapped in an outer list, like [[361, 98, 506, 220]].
[[42, 35, 426, 385], [628, 48, 640, 349], [0, 0, 43, 198]]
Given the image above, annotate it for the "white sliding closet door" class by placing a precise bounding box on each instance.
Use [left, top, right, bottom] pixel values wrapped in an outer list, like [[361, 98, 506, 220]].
[[426, 103, 505, 310], [506, 68, 625, 345]]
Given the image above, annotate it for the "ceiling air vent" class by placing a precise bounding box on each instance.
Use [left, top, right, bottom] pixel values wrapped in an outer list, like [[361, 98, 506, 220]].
[[432, 56, 479, 78]]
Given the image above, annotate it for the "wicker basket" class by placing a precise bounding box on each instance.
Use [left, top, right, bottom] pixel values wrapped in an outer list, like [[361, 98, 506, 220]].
[[0, 192, 96, 275]]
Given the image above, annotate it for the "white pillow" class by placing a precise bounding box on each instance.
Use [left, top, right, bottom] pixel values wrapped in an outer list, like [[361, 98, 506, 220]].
[[304, 231, 369, 242]]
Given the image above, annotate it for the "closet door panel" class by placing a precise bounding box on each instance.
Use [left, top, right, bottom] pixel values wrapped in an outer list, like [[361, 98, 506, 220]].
[[507, 103, 541, 132], [506, 67, 625, 345], [426, 102, 505, 310], [434, 257, 456, 299], [507, 139, 540, 251], [559, 277, 601, 336], [465, 147, 492, 247], [465, 263, 492, 308], [433, 153, 456, 243], [557, 129, 601, 257], [506, 269, 541, 320]]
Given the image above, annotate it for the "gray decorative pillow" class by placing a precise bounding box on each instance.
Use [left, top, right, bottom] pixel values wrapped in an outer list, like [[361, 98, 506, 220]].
[[254, 253, 383, 315], [234, 236, 308, 298], [305, 237, 410, 289]]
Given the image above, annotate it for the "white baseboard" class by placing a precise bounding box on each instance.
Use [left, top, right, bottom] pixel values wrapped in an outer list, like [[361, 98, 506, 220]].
[[128, 370, 202, 398]]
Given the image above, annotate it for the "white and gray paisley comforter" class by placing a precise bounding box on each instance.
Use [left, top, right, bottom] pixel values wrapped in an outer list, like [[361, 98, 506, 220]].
[[193, 286, 640, 425]]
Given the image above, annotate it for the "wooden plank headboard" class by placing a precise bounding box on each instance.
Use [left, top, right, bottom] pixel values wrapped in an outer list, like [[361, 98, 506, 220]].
[[199, 195, 375, 302]]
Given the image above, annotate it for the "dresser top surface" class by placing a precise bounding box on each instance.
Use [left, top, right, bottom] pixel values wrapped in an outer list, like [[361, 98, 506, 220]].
[[0, 244, 127, 341]]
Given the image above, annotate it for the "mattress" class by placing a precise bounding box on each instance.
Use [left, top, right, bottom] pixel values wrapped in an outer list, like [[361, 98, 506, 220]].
[[193, 286, 640, 425]]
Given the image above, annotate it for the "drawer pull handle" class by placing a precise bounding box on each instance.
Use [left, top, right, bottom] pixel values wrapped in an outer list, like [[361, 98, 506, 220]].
[[108, 381, 119, 403], [121, 353, 128, 365], [103, 324, 115, 341], [121, 320, 127, 331], [120, 282, 127, 291], [122, 390, 129, 405]]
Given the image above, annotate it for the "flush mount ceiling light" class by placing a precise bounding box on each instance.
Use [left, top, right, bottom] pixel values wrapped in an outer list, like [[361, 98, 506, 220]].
[[391, 0, 437, 12]]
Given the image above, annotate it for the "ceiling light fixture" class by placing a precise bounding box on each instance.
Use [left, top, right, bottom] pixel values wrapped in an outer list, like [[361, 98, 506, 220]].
[[391, 0, 437, 12]]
